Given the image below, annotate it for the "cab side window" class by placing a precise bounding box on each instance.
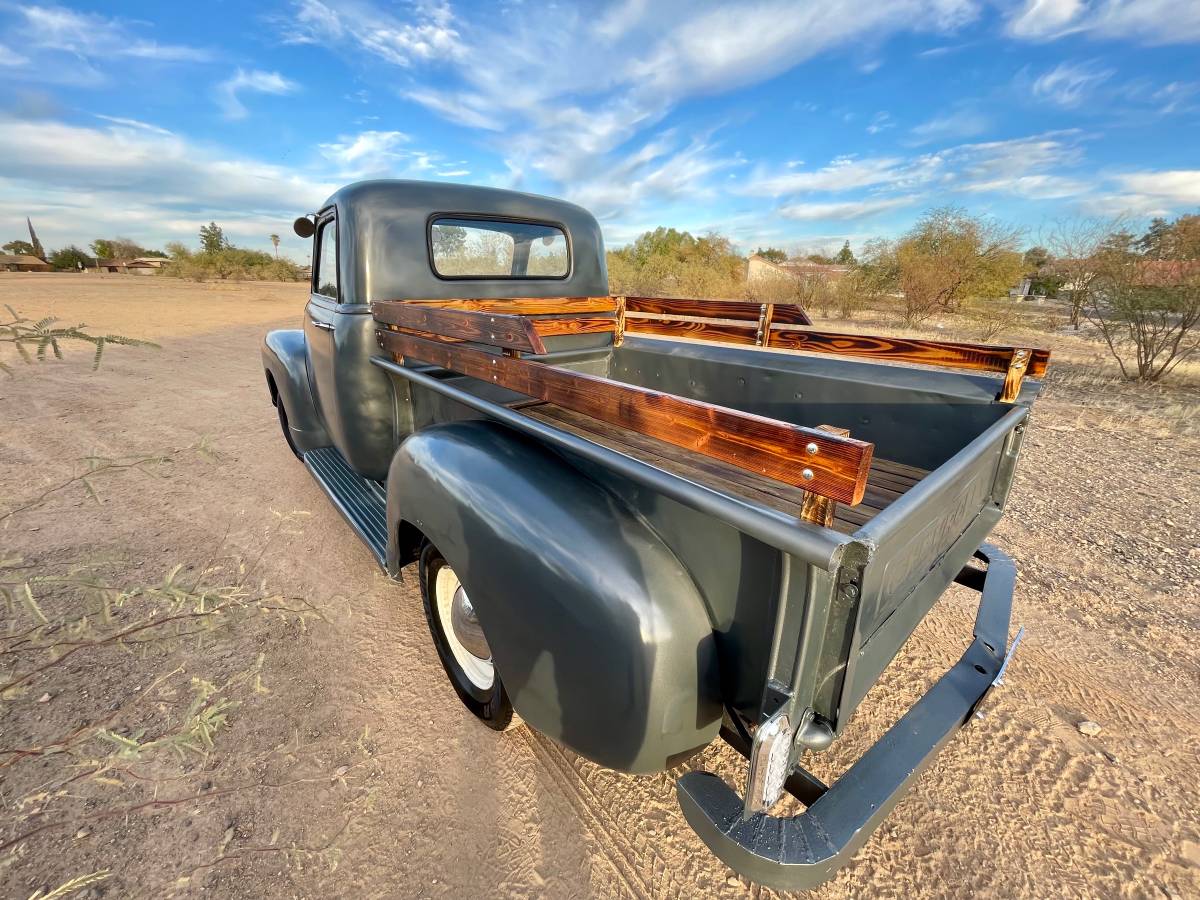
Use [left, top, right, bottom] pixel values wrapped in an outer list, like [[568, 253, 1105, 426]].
[[314, 218, 338, 301]]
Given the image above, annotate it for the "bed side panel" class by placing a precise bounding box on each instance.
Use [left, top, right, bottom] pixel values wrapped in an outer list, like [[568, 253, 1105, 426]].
[[830, 409, 1026, 724]]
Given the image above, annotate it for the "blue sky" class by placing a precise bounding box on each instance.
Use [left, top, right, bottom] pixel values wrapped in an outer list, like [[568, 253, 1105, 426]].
[[1, 1, 1198, 263]]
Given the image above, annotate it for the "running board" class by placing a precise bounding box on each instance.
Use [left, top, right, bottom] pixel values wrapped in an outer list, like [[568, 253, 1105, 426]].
[[303, 447, 388, 567]]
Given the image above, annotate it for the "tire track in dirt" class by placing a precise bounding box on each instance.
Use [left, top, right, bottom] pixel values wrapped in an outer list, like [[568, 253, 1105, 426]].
[[518, 729, 655, 899]]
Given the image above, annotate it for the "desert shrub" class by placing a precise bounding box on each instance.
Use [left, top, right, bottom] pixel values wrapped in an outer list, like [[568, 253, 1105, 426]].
[[163, 242, 304, 282], [48, 245, 91, 271], [895, 207, 1024, 324], [832, 273, 870, 319], [746, 272, 804, 304], [963, 299, 1024, 342], [1085, 222, 1200, 382], [1043, 217, 1124, 329], [607, 227, 748, 299]]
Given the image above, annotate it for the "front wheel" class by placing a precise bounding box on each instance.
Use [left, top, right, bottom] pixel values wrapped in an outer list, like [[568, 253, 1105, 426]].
[[275, 396, 302, 459], [419, 542, 514, 731]]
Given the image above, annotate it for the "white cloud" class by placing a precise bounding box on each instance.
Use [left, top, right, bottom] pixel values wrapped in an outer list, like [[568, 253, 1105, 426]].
[[320, 130, 410, 169], [743, 156, 907, 197], [215, 69, 299, 120], [0, 116, 333, 253], [1006, 0, 1084, 39], [1153, 81, 1200, 115], [316, 128, 470, 181], [282, 0, 464, 66], [563, 137, 740, 222], [16, 4, 211, 62], [866, 112, 894, 134], [317, 129, 462, 179], [741, 131, 1089, 223], [625, 1, 978, 98], [1031, 60, 1113, 108], [405, 89, 503, 131], [909, 107, 990, 144], [0, 41, 29, 66], [93, 115, 174, 136], [957, 173, 1089, 199], [1006, 0, 1200, 44], [1114, 170, 1200, 205], [288, 0, 984, 226], [938, 132, 1086, 194], [778, 196, 918, 221]]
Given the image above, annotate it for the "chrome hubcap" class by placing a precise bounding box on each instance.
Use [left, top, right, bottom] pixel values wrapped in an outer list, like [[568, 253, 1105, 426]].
[[450, 585, 492, 661], [435, 565, 495, 690]]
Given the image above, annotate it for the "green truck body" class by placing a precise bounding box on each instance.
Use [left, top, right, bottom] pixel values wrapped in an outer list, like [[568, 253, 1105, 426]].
[[262, 179, 1039, 890]]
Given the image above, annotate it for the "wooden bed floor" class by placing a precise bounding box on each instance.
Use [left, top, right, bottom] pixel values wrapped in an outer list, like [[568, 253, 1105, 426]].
[[519, 402, 928, 535]]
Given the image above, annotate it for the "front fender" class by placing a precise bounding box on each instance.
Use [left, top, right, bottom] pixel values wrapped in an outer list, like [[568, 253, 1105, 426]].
[[261, 329, 329, 453], [387, 420, 722, 774]]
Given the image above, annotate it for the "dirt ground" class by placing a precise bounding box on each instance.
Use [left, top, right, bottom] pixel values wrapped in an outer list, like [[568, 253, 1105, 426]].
[[1, 273, 1198, 899]]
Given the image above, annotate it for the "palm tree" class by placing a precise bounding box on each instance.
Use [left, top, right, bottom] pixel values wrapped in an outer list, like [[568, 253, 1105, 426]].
[[270, 234, 280, 258]]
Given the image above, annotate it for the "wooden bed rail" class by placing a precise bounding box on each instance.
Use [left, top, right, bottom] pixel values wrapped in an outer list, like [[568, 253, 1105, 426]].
[[621, 296, 812, 348], [372, 296, 1050, 402], [375, 326, 874, 506], [620, 303, 1048, 402], [373, 298, 618, 349]]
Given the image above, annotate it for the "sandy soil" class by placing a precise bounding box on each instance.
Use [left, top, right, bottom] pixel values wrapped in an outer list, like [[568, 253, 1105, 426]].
[[1, 273, 1198, 899]]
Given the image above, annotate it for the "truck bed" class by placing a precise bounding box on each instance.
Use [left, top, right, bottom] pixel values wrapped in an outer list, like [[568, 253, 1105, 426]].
[[519, 401, 928, 535]]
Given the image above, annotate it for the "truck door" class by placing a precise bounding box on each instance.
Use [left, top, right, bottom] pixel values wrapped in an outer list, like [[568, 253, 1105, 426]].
[[303, 209, 396, 480], [304, 212, 340, 440]]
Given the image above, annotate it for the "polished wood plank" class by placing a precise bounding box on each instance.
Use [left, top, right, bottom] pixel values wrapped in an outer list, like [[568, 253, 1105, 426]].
[[769, 327, 1050, 378], [801, 425, 851, 527], [623, 316, 760, 346], [377, 330, 875, 504], [372, 302, 547, 354], [524, 404, 924, 533], [531, 315, 616, 338], [390, 296, 615, 315], [625, 296, 812, 325]]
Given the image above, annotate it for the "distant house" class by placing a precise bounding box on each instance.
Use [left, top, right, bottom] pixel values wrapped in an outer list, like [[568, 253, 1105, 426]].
[[127, 257, 166, 275], [91, 257, 166, 275], [1009, 277, 1037, 299], [747, 255, 850, 285], [1011, 258, 1200, 300], [0, 254, 51, 272]]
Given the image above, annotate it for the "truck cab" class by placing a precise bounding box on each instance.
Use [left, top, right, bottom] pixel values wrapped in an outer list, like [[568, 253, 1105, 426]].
[[267, 180, 609, 480]]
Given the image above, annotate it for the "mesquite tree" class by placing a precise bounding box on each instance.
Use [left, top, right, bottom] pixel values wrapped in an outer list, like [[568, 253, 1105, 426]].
[[1084, 216, 1200, 382]]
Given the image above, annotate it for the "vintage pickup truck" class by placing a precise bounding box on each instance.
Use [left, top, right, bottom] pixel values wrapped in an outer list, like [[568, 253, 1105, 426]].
[[262, 180, 1047, 890]]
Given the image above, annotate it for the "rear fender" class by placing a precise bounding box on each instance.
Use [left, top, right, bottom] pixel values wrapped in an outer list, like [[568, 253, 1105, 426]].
[[386, 420, 722, 773], [261, 329, 329, 453]]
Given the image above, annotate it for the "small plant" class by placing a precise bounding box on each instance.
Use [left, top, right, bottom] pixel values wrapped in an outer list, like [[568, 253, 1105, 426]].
[[964, 299, 1024, 342], [0, 305, 157, 374]]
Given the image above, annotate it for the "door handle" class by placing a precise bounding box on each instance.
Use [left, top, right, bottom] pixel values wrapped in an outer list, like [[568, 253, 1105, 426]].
[[309, 319, 335, 331]]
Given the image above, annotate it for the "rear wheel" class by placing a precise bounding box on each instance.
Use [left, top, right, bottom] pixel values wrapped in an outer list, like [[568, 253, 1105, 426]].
[[419, 542, 514, 731]]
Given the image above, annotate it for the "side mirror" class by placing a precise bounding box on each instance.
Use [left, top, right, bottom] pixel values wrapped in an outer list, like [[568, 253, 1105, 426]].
[[293, 216, 316, 239]]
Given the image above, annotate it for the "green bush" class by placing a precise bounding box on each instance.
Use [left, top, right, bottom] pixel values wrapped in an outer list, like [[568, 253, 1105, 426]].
[[607, 228, 748, 299], [162, 242, 305, 282]]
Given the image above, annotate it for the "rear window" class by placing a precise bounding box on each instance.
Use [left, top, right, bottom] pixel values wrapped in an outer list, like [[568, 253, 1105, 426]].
[[430, 217, 569, 279]]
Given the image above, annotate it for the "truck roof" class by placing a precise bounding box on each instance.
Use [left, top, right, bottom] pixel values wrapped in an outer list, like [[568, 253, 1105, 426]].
[[318, 179, 609, 304]]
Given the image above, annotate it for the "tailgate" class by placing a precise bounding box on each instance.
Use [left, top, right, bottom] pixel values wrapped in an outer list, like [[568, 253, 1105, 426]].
[[836, 405, 1027, 721]]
